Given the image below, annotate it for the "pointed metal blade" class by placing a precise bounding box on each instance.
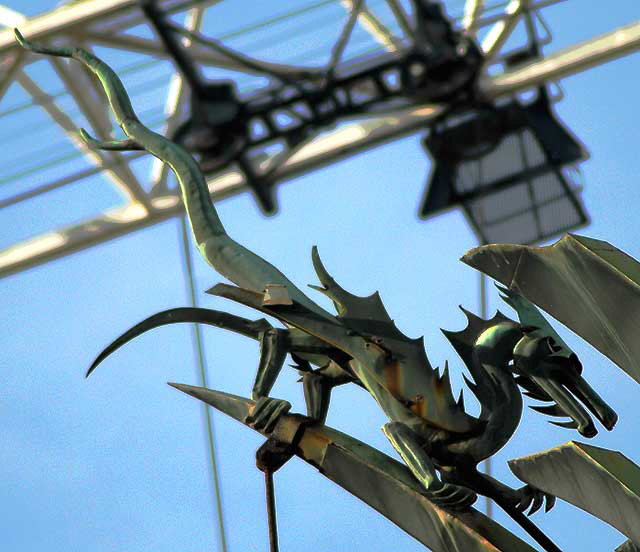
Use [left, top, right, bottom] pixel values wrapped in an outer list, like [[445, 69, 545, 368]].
[[462, 234, 640, 384], [169, 383, 254, 427], [510, 441, 640, 545], [170, 382, 537, 552]]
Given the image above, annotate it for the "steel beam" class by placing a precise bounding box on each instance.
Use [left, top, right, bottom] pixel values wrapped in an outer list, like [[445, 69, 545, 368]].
[[481, 0, 523, 59], [485, 20, 640, 96], [341, 0, 403, 52], [0, 0, 212, 55], [1, 18, 639, 278], [462, 0, 484, 32], [0, 0, 139, 55], [385, 0, 413, 40], [0, 48, 25, 102]]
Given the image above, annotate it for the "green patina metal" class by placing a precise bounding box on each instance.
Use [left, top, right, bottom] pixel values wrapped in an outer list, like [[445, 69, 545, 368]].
[[463, 234, 640, 386], [16, 30, 638, 552], [169, 384, 539, 552], [510, 441, 640, 548]]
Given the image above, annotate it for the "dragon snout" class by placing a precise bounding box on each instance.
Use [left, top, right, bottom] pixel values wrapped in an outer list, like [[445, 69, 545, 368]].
[[514, 335, 617, 437]]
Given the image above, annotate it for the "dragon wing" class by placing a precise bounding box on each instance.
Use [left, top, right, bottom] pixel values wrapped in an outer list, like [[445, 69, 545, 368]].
[[462, 234, 640, 385], [310, 247, 480, 433]]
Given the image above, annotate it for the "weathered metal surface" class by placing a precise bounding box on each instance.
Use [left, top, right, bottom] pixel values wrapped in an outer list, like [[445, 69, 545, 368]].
[[20, 32, 624, 552], [510, 441, 640, 545], [462, 234, 640, 385], [170, 383, 537, 552], [616, 540, 640, 552]]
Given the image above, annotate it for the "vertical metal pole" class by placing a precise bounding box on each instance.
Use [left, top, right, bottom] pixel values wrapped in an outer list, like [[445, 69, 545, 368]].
[[479, 270, 493, 519], [264, 470, 280, 552], [476, 152, 493, 518], [179, 215, 229, 552]]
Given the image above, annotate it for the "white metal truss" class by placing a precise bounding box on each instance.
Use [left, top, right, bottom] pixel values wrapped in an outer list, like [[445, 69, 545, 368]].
[[0, 0, 638, 279]]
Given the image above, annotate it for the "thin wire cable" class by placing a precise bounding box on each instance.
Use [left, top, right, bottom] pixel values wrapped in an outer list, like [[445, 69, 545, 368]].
[[178, 214, 228, 552]]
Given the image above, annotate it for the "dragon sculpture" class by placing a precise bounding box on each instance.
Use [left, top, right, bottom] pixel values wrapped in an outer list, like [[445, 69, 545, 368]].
[[15, 31, 620, 552]]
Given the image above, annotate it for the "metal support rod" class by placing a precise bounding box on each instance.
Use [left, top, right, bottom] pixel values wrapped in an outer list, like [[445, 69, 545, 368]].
[[341, 0, 403, 52], [482, 0, 523, 59], [178, 215, 228, 552], [264, 470, 280, 552], [462, 0, 484, 32], [479, 270, 493, 518], [0, 48, 25, 103]]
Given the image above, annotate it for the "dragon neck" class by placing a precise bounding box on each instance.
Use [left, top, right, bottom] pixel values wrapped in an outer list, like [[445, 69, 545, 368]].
[[468, 323, 523, 460]]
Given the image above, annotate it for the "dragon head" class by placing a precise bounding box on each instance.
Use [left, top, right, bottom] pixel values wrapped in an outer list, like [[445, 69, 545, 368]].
[[512, 332, 617, 437]]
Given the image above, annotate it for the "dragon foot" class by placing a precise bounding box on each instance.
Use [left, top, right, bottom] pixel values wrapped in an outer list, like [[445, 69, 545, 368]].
[[245, 396, 291, 433], [513, 484, 556, 515], [424, 480, 477, 510]]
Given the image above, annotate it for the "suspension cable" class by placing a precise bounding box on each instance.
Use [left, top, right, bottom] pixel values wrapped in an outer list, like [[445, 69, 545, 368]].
[[178, 214, 228, 552]]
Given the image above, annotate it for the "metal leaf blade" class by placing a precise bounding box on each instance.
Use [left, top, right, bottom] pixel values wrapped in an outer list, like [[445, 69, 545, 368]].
[[170, 383, 537, 552], [509, 441, 640, 545], [462, 234, 640, 384]]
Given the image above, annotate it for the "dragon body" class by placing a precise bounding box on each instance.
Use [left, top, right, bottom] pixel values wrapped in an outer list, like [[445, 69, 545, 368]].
[[15, 31, 619, 552]]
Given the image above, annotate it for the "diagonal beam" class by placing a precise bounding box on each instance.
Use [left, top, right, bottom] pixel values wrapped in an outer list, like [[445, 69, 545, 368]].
[[481, 0, 524, 59], [340, 0, 403, 53], [15, 70, 150, 207], [462, 0, 484, 33], [0, 47, 25, 103], [385, 0, 413, 40]]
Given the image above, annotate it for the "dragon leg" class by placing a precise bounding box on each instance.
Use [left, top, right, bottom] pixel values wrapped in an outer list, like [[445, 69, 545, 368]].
[[452, 467, 556, 515], [301, 360, 356, 423], [302, 372, 332, 423], [251, 333, 352, 427], [252, 329, 289, 400], [246, 328, 293, 432], [382, 421, 477, 510]]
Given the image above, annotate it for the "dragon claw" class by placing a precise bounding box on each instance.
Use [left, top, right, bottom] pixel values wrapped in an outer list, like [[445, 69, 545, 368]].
[[544, 494, 556, 512], [245, 396, 291, 433], [514, 484, 555, 516]]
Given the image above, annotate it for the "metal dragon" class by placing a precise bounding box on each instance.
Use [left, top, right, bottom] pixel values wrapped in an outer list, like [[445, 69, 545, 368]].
[[15, 31, 619, 552]]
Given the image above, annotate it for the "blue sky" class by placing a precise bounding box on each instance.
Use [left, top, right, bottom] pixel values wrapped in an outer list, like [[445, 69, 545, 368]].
[[1, 1, 639, 551]]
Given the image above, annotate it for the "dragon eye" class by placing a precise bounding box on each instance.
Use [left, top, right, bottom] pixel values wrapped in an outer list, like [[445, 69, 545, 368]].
[[545, 336, 562, 353]]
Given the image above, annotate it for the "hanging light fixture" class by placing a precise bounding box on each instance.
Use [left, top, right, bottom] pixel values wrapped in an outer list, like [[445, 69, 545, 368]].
[[420, 86, 589, 244]]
